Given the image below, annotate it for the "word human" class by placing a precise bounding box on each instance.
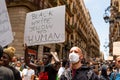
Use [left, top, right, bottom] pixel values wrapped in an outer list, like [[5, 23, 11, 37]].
[[27, 33, 63, 44]]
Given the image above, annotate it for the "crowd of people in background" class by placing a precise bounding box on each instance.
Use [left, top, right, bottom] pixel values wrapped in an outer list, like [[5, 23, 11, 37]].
[[0, 45, 120, 80]]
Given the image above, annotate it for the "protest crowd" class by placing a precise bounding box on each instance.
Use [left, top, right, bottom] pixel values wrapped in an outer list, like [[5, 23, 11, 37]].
[[1, 0, 120, 80], [0, 45, 120, 80]]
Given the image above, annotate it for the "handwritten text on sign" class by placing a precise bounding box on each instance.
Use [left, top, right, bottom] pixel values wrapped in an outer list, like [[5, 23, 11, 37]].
[[24, 5, 65, 46], [0, 0, 13, 47]]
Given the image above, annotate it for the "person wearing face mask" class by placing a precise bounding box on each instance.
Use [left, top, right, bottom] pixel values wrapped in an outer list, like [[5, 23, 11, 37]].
[[60, 46, 100, 80]]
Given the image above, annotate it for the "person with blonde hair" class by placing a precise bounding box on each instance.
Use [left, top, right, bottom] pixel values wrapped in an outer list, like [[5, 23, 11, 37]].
[[0, 45, 15, 80], [1, 46, 22, 80]]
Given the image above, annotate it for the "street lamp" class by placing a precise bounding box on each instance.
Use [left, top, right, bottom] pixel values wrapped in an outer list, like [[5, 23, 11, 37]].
[[103, 41, 109, 52], [103, 6, 110, 23], [103, 3, 120, 56], [103, 12, 110, 23], [103, 5, 120, 24]]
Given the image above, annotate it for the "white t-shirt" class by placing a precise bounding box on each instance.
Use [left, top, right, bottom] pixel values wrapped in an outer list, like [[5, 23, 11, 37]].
[[22, 68, 35, 80]]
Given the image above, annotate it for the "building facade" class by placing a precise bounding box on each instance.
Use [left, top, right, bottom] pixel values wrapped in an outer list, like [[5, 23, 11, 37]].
[[5, 0, 100, 59], [108, 0, 120, 56]]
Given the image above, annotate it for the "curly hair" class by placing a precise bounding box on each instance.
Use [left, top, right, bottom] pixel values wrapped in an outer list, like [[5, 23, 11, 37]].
[[3, 47, 16, 59]]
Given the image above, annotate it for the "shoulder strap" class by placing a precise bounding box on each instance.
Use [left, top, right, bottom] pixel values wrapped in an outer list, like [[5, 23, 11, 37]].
[[100, 75, 106, 80], [87, 70, 93, 80], [60, 69, 72, 80]]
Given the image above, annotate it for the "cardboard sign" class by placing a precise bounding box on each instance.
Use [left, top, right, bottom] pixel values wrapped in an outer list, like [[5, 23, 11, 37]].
[[113, 41, 120, 55], [0, 0, 13, 47], [24, 5, 65, 46], [107, 56, 113, 60]]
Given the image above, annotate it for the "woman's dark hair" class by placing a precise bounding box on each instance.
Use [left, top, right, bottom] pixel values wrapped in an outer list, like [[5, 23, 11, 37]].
[[0, 45, 3, 58], [101, 65, 109, 80]]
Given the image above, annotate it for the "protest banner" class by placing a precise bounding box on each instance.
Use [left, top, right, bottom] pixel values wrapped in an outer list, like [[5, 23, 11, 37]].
[[0, 0, 13, 47], [113, 41, 120, 55], [24, 5, 65, 46], [107, 56, 113, 60]]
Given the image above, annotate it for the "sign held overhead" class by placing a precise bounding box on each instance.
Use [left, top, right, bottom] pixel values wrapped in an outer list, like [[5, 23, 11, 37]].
[[113, 41, 120, 56], [24, 5, 65, 46], [0, 0, 13, 47]]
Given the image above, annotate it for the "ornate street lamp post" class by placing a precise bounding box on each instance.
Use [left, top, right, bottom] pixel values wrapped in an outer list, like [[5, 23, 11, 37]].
[[103, 4, 120, 57], [103, 5, 120, 24], [103, 6, 111, 23]]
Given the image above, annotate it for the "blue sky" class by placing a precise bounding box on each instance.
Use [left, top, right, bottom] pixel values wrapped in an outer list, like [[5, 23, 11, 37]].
[[83, 0, 110, 59]]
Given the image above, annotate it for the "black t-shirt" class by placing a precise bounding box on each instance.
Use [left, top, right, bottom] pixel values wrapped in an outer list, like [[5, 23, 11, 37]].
[[37, 64, 58, 80], [8, 66, 22, 80]]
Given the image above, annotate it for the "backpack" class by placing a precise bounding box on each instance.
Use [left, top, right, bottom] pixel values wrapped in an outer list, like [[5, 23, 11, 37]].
[[100, 75, 107, 80], [87, 69, 100, 80], [60, 74, 68, 80], [60, 68, 72, 80], [87, 70, 93, 80]]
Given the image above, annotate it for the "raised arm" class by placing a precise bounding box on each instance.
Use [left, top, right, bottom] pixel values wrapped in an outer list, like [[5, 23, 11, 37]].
[[24, 44, 38, 70]]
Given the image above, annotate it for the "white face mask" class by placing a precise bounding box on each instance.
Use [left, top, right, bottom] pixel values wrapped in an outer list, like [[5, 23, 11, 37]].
[[69, 52, 80, 64]]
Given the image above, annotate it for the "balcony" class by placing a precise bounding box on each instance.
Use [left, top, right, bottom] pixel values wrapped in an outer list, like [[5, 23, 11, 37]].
[[115, 36, 120, 41], [66, 4, 73, 17], [73, 4, 77, 14], [48, 0, 58, 7], [59, 0, 67, 5], [65, 21, 73, 33], [76, 27, 87, 42], [67, 24, 73, 33]]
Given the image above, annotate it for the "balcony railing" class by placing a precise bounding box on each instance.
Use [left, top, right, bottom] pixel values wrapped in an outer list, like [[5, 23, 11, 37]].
[[48, 0, 57, 7], [59, 0, 67, 5], [66, 4, 73, 17]]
